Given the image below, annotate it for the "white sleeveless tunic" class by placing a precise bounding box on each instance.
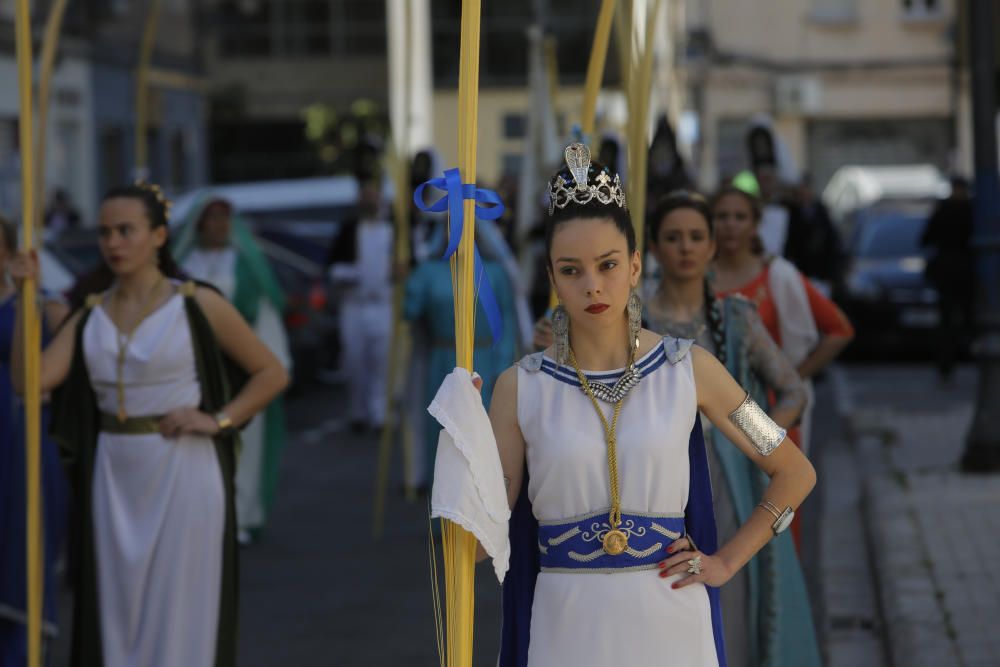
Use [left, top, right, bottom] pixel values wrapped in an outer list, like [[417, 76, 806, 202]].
[[517, 338, 719, 666], [85, 292, 224, 667]]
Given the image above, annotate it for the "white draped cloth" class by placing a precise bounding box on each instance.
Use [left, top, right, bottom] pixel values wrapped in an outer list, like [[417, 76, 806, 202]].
[[768, 256, 820, 454], [85, 292, 223, 666], [429, 368, 510, 583]]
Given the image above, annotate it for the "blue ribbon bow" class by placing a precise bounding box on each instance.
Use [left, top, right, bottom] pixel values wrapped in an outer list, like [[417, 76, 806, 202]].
[[413, 168, 505, 346]]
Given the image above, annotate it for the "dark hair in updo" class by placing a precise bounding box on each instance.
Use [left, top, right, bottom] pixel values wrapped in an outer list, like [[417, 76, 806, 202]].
[[544, 159, 635, 268], [648, 190, 728, 364], [649, 190, 713, 243], [66, 184, 182, 309]]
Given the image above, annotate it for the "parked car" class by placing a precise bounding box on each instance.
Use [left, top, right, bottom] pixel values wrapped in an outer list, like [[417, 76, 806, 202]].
[[45, 227, 102, 279], [255, 239, 338, 389], [37, 246, 77, 298], [834, 207, 939, 353], [169, 175, 395, 264]]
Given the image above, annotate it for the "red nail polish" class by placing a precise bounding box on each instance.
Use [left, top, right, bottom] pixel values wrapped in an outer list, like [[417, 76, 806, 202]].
[[667, 546, 675, 553], [659, 571, 668, 578], [657, 561, 667, 569], [671, 583, 678, 589]]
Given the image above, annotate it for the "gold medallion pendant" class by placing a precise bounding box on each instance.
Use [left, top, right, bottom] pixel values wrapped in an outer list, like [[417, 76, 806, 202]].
[[603, 529, 628, 556]]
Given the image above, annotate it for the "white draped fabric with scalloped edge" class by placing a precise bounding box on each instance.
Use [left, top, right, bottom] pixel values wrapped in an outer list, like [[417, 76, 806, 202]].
[[85, 292, 224, 667], [429, 367, 511, 582], [517, 338, 719, 667]]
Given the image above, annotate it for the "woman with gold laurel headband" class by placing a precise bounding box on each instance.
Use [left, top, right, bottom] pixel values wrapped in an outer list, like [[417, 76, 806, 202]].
[[9, 183, 289, 667], [487, 144, 816, 666]]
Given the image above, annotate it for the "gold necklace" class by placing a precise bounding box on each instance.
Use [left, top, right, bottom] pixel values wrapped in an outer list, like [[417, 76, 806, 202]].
[[112, 275, 167, 422], [569, 345, 636, 556]]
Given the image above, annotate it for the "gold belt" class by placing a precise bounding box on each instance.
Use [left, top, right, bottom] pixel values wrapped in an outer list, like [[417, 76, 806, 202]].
[[99, 413, 163, 435]]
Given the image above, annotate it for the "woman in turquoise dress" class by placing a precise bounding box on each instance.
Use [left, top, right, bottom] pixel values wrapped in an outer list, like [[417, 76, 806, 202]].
[[645, 191, 821, 667], [0, 216, 69, 666], [404, 220, 516, 484]]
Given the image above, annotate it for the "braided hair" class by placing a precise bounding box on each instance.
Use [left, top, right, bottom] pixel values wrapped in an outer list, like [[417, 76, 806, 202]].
[[702, 272, 726, 364], [649, 191, 727, 364], [67, 183, 182, 309]]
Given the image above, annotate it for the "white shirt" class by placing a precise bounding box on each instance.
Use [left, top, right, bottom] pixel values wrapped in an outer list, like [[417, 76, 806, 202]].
[[330, 219, 394, 302], [182, 247, 237, 300], [759, 203, 789, 257]]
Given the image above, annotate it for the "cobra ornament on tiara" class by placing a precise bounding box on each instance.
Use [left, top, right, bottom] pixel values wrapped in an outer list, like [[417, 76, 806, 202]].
[[548, 143, 628, 215]]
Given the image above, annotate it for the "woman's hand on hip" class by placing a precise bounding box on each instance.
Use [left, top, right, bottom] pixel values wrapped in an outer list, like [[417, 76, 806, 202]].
[[159, 408, 220, 438], [657, 542, 734, 589]]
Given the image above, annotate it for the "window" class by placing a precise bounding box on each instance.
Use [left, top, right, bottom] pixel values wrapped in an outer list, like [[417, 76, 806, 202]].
[[810, 0, 858, 24], [170, 130, 187, 191], [432, 0, 613, 87], [503, 113, 526, 139], [218, 0, 271, 57], [901, 0, 942, 20], [502, 153, 523, 177], [99, 127, 126, 197], [216, 0, 385, 58]]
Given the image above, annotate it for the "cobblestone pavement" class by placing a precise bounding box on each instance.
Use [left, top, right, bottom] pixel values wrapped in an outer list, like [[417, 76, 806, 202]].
[[832, 363, 1000, 667]]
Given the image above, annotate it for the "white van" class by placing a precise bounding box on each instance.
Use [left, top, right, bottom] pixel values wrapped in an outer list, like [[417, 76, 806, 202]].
[[822, 164, 949, 236]]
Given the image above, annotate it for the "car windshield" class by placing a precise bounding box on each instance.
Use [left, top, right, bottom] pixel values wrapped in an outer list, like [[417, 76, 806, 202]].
[[854, 214, 927, 259]]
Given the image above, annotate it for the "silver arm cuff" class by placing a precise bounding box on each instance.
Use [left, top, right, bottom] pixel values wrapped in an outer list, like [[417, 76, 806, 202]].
[[728, 393, 786, 456]]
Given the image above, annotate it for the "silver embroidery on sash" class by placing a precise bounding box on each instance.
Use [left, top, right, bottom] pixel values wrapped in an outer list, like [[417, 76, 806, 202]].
[[580, 520, 647, 544], [728, 393, 785, 456], [538, 543, 548, 555], [625, 543, 663, 559], [547, 526, 581, 546], [649, 522, 682, 540], [568, 549, 606, 563]]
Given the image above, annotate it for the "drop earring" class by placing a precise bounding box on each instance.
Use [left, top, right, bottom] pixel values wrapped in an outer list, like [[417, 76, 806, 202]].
[[552, 302, 570, 366], [627, 289, 642, 355]]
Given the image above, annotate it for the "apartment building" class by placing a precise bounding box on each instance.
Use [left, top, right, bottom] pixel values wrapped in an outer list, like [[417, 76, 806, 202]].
[[0, 0, 208, 221], [686, 0, 968, 190]]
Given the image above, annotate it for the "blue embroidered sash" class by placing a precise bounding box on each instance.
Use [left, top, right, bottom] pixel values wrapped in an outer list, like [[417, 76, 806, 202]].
[[538, 511, 685, 572]]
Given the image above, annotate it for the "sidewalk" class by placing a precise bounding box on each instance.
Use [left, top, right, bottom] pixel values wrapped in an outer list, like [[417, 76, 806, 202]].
[[834, 365, 1000, 667]]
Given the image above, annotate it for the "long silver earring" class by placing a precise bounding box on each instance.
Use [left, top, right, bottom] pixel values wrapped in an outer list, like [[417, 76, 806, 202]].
[[552, 303, 570, 366], [627, 289, 642, 356]]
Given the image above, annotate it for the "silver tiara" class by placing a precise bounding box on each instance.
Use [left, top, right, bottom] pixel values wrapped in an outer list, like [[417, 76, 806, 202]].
[[548, 143, 627, 215]]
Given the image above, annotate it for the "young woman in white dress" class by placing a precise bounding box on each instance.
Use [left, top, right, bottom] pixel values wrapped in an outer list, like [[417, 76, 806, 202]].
[[10, 184, 289, 667], [490, 146, 816, 666]]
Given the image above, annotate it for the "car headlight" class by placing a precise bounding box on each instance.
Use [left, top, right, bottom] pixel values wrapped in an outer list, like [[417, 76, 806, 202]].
[[845, 273, 883, 301]]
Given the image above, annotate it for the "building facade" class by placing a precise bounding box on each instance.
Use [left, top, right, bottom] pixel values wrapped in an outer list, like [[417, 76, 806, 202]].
[[686, 0, 968, 190], [0, 0, 208, 225]]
